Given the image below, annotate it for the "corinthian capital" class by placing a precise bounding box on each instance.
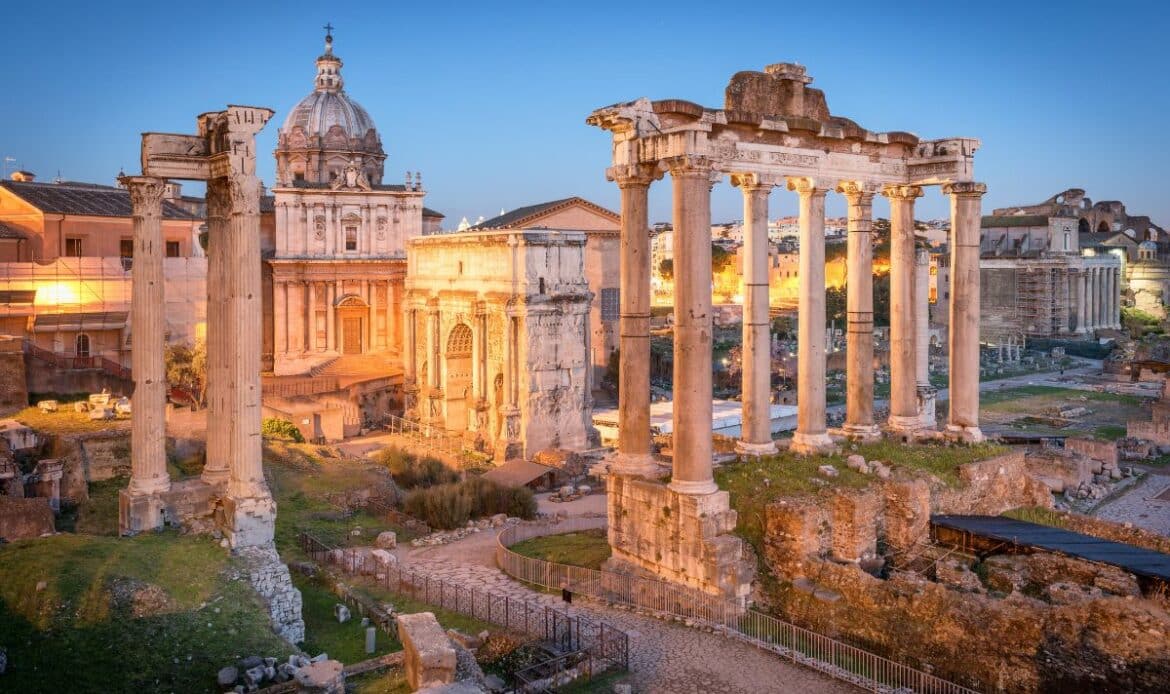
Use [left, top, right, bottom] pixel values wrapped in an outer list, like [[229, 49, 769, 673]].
[[942, 181, 987, 197], [663, 154, 713, 178], [729, 173, 776, 192], [881, 184, 924, 201], [786, 176, 829, 197], [225, 173, 263, 216], [120, 176, 168, 213], [836, 180, 878, 203], [608, 163, 662, 188]]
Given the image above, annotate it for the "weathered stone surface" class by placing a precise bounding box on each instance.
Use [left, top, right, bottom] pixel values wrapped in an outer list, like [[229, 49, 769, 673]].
[[235, 544, 305, 644], [374, 531, 397, 549], [606, 474, 754, 601], [334, 603, 351, 623], [293, 659, 344, 693], [0, 497, 54, 541], [397, 612, 457, 691]]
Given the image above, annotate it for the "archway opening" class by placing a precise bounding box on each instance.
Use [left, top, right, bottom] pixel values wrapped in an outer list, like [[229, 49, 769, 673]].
[[1078, 218, 1090, 235], [444, 323, 473, 432]]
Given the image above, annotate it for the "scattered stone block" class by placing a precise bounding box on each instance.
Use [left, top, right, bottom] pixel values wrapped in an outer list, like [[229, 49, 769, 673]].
[[397, 612, 457, 690], [366, 626, 377, 654], [217, 665, 239, 687], [817, 464, 839, 478], [334, 603, 351, 623], [293, 659, 344, 693], [845, 454, 868, 473], [375, 530, 397, 549]]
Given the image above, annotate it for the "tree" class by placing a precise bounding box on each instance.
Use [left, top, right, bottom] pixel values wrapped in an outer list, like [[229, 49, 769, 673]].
[[658, 258, 673, 280], [711, 244, 735, 274], [165, 339, 207, 408]]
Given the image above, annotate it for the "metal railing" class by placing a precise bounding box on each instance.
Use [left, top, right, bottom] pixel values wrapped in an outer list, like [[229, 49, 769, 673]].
[[496, 520, 981, 694], [298, 532, 629, 675], [384, 414, 474, 460]]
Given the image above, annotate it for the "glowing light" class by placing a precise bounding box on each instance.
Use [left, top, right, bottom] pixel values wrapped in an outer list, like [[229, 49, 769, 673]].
[[34, 282, 81, 306]]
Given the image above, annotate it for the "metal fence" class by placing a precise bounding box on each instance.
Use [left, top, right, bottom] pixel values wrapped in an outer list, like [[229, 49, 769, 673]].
[[298, 532, 629, 675], [496, 519, 981, 694]]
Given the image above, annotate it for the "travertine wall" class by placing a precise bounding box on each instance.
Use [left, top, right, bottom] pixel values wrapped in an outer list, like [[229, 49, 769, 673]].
[[606, 475, 755, 601], [0, 496, 54, 540]]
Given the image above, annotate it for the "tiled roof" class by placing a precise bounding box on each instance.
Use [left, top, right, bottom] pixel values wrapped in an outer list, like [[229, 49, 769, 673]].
[[422, 207, 444, 219], [470, 197, 619, 230], [0, 221, 27, 240], [0, 180, 200, 220]]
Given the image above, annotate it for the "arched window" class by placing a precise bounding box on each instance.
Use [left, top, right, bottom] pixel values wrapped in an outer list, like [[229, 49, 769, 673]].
[[1064, 231, 1070, 251], [75, 333, 91, 358], [446, 324, 473, 356]]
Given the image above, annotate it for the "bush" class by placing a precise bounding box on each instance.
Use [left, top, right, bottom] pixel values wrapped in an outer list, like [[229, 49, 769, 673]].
[[373, 446, 460, 490], [261, 418, 304, 443], [403, 477, 537, 530]]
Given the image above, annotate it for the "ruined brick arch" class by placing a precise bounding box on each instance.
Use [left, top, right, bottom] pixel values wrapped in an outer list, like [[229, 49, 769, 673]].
[[1079, 218, 1091, 235], [1098, 221, 1110, 233]]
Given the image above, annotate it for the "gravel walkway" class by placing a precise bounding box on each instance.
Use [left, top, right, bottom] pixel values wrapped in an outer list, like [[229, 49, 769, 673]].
[[396, 528, 853, 693]]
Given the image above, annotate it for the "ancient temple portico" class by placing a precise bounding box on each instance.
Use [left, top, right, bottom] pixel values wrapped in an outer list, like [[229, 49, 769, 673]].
[[119, 106, 279, 548], [588, 63, 986, 600]]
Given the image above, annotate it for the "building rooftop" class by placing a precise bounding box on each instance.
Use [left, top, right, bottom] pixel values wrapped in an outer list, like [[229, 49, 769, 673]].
[[471, 196, 618, 230], [981, 215, 1050, 228], [0, 180, 200, 220]]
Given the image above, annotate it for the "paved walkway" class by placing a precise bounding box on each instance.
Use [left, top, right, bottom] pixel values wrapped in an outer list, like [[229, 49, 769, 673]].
[[1094, 471, 1170, 537], [396, 528, 852, 693]]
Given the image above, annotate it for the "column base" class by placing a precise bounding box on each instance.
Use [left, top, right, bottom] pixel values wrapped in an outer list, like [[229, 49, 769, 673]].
[[945, 424, 985, 444], [735, 440, 778, 457], [840, 423, 882, 442], [118, 489, 168, 536], [789, 431, 835, 456], [886, 415, 923, 436], [222, 493, 277, 549], [668, 478, 719, 496], [608, 452, 661, 479], [200, 468, 231, 488]]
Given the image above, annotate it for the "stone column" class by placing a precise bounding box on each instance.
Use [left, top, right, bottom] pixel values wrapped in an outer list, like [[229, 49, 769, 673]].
[[274, 281, 287, 355], [403, 305, 419, 419], [915, 246, 936, 429], [943, 182, 987, 442], [286, 281, 303, 354], [1111, 267, 1120, 328], [788, 177, 834, 454], [326, 283, 336, 352], [119, 176, 171, 534], [307, 282, 318, 351], [884, 184, 923, 435], [612, 167, 658, 476], [733, 174, 777, 456], [224, 172, 268, 502], [1076, 270, 1087, 333], [838, 182, 879, 440], [201, 179, 231, 487], [668, 156, 719, 493]]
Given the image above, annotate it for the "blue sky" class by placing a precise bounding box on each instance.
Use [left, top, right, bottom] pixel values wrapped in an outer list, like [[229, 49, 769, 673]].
[[2, 0, 1167, 227]]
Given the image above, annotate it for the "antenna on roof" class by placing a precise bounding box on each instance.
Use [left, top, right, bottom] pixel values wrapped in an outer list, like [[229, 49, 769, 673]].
[[53, 170, 63, 184]]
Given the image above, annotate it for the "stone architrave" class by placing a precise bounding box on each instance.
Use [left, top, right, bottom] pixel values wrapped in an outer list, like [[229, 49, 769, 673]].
[[788, 177, 834, 455], [838, 181, 880, 440], [732, 173, 778, 456], [944, 182, 987, 442]]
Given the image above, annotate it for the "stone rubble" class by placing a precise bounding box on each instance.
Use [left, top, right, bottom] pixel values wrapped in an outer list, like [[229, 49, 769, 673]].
[[217, 652, 325, 690], [234, 544, 305, 644], [409, 516, 520, 547]]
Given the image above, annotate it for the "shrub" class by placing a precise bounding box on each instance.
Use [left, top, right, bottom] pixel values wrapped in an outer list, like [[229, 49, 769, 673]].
[[403, 477, 537, 530], [261, 418, 304, 443], [373, 446, 460, 490]]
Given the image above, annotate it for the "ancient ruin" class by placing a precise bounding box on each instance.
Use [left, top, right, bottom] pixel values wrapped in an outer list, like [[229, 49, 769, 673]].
[[116, 105, 304, 641], [588, 63, 986, 598], [403, 229, 596, 460]]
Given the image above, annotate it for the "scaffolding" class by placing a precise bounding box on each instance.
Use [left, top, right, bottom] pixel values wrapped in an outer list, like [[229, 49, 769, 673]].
[[1016, 263, 1071, 337]]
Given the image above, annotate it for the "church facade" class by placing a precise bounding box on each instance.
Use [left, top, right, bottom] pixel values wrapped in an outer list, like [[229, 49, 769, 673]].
[[268, 31, 441, 378]]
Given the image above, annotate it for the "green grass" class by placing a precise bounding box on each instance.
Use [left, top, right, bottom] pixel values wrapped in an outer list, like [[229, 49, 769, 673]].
[[72, 476, 126, 536], [0, 532, 292, 692], [509, 529, 611, 570], [295, 574, 397, 664], [1094, 425, 1129, 440], [1002, 506, 1072, 529], [979, 385, 1147, 439], [348, 670, 412, 693], [13, 405, 130, 436], [980, 385, 1142, 409], [717, 440, 1007, 559]]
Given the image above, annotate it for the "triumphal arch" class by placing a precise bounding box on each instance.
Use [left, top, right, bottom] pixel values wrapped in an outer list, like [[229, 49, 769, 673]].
[[588, 63, 985, 599]]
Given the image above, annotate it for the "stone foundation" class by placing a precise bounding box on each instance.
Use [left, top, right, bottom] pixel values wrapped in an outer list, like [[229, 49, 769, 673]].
[[236, 544, 305, 644], [222, 494, 277, 549], [397, 611, 457, 690], [0, 496, 54, 540], [606, 474, 755, 603]]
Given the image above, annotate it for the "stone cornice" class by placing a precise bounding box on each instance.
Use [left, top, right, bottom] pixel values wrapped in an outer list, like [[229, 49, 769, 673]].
[[943, 182, 988, 197], [881, 184, 925, 201]]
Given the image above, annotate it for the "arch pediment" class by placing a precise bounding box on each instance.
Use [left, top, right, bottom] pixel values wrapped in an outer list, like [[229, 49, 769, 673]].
[[336, 293, 369, 308]]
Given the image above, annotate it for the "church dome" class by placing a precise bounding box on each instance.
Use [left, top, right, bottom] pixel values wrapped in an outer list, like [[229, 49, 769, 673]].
[[275, 29, 386, 186]]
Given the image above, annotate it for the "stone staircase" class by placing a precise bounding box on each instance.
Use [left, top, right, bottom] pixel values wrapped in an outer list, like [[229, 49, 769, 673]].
[[311, 353, 400, 380]]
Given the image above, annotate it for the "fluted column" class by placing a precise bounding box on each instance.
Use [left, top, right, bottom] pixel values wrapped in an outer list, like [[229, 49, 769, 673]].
[[326, 283, 336, 352], [839, 182, 879, 440], [201, 179, 231, 487], [403, 305, 419, 419], [123, 176, 171, 498], [668, 156, 718, 493], [915, 246, 936, 429], [884, 184, 924, 434], [1076, 269, 1087, 333], [789, 177, 834, 455], [612, 166, 659, 476], [307, 282, 318, 351], [274, 281, 287, 355], [733, 174, 777, 456], [944, 182, 987, 442], [224, 173, 267, 501], [1112, 267, 1121, 328]]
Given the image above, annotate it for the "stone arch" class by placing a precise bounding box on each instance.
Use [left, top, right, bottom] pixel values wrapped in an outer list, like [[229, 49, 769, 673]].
[[1078, 218, 1090, 235], [337, 295, 368, 354], [444, 324, 473, 431], [1097, 221, 1110, 234]]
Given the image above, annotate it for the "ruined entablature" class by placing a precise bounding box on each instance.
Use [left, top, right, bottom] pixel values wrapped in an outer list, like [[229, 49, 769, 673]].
[[587, 64, 980, 189]]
